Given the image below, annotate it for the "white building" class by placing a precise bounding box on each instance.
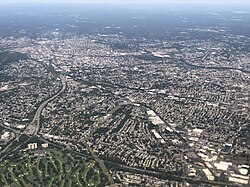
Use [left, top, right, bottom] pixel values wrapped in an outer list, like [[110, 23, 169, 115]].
[[42, 143, 49, 148], [28, 143, 38, 150]]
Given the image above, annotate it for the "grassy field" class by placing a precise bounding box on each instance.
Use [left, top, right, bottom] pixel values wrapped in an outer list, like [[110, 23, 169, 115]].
[[0, 148, 104, 187]]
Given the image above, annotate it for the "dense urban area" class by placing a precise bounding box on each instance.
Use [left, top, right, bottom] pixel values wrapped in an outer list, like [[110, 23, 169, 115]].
[[0, 4, 250, 187]]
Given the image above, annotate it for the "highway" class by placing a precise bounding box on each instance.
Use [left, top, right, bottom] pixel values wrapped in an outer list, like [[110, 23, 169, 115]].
[[0, 123, 21, 135], [31, 75, 67, 136], [0, 75, 67, 160], [0, 74, 243, 186], [104, 160, 239, 187]]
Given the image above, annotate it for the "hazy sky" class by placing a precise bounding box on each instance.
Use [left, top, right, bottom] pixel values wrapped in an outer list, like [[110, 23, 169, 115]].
[[1, 0, 250, 4]]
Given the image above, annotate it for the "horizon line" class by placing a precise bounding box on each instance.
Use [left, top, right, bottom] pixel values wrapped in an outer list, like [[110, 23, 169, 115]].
[[1, 1, 250, 5]]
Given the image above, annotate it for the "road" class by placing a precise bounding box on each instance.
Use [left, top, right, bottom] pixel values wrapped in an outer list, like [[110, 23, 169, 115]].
[[0, 75, 67, 159], [0, 123, 21, 135], [0, 75, 115, 185], [105, 160, 240, 187], [81, 141, 115, 185], [0, 73, 244, 186], [30, 75, 67, 136], [177, 60, 250, 74]]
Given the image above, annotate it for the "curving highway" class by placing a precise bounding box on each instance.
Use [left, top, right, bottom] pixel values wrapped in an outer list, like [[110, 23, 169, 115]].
[[30, 75, 67, 136], [0, 75, 67, 160]]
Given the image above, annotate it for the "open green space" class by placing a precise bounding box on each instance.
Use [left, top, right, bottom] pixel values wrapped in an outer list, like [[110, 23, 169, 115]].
[[0, 148, 104, 187]]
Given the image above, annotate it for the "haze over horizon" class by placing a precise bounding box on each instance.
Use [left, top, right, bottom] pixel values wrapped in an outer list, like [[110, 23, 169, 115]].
[[0, 0, 250, 5]]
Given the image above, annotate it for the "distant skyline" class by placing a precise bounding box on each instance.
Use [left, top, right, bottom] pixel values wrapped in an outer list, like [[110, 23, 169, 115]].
[[1, 0, 250, 5]]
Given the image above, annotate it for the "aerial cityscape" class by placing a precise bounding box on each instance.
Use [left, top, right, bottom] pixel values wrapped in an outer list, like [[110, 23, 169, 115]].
[[0, 1, 250, 186]]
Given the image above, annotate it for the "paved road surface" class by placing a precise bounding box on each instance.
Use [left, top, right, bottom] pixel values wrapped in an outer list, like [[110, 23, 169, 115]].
[[0, 76, 67, 159], [31, 75, 67, 135]]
